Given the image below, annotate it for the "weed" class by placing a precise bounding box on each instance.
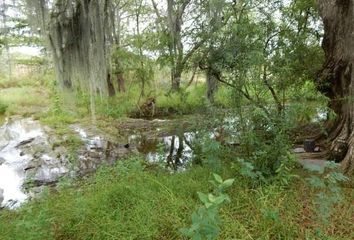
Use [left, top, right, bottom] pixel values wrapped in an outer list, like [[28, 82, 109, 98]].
[[305, 161, 349, 234], [180, 173, 234, 240]]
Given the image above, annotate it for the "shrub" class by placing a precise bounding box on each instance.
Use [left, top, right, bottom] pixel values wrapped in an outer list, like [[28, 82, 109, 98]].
[[305, 162, 349, 231], [156, 85, 206, 115], [180, 173, 234, 240], [228, 107, 294, 178]]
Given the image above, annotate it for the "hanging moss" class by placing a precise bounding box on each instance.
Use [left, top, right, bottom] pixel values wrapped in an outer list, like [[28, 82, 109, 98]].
[[49, 0, 110, 97], [26, 0, 112, 98]]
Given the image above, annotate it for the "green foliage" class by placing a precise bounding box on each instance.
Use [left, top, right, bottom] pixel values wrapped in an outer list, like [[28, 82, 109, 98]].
[[0, 157, 209, 240], [234, 108, 295, 177], [95, 85, 140, 118], [200, 138, 222, 171], [1, 0, 352, 239], [180, 173, 234, 240], [156, 142, 167, 166], [232, 158, 262, 181], [38, 83, 77, 132], [214, 86, 234, 108], [0, 100, 8, 115], [285, 81, 331, 125], [52, 85, 62, 115], [0, 155, 352, 239], [187, 126, 225, 170], [66, 135, 83, 166], [13, 56, 46, 66], [156, 85, 207, 115], [306, 162, 349, 229]]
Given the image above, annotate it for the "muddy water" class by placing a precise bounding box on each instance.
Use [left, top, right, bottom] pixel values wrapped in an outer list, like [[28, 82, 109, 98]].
[[131, 132, 195, 171], [0, 118, 126, 207], [0, 109, 328, 208], [0, 118, 198, 208]]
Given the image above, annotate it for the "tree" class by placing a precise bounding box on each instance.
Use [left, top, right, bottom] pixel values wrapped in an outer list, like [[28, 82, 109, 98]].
[[1, 0, 11, 79], [201, 0, 322, 115], [109, 0, 132, 95], [316, 0, 354, 173], [25, 0, 112, 97], [151, 0, 209, 91], [199, 0, 228, 104]]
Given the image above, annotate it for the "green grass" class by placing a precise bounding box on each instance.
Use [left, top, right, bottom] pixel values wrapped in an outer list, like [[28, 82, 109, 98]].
[[0, 100, 8, 115], [0, 156, 352, 240], [95, 84, 142, 118], [214, 86, 234, 108], [0, 87, 49, 115], [0, 64, 352, 239], [0, 69, 53, 116], [71, 83, 210, 119], [156, 85, 207, 115]]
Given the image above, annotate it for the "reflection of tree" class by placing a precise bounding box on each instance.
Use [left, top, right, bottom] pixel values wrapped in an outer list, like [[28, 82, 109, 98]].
[[166, 133, 184, 170], [176, 135, 184, 165], [166, 135, 175, 169]]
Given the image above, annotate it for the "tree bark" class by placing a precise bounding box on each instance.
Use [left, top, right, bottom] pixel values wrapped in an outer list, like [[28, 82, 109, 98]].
[[317, 0, 354, 173], [117, 73, 125, 92], [172, 70, 182, 92], [107, 73, 115, 97], [48, 0, 109, 96], [206, 67, 218, 104]]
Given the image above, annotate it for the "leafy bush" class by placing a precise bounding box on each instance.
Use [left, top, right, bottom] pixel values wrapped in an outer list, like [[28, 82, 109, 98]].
[[156, 85, 206, 114], [214, 86, 234, 107], [306, 162, 349, 231], [180, 173, 234, 240], [232, 108, 295, 178]]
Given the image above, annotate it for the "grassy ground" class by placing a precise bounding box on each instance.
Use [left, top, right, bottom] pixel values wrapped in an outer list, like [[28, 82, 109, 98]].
[[0, 69, 51, 116], [0, 64, 353, 240], [0, 157, 353, 240]]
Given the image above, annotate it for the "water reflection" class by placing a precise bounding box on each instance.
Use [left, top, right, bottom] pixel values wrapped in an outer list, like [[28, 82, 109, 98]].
[[133, 132, 194, 171], [0, 118, 43, 207]]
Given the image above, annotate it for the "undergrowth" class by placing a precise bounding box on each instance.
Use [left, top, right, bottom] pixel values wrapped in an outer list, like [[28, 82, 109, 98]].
[[0, 156, 352, 240]]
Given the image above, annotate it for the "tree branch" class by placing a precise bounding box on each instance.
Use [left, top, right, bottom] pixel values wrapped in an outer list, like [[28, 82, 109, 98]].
[[214, 73, 271, 117]]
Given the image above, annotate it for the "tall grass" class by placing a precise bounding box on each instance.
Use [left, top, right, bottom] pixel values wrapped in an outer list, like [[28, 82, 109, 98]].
[[156, 85, 207, 115], [0, 156, 352, 240], [0, 68, 53, 116], [0, 100, 7, 115]]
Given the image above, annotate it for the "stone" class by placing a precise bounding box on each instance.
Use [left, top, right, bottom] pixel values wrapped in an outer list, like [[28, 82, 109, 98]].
[[16, 138, 35, 147], [293, 148, 305, 154]]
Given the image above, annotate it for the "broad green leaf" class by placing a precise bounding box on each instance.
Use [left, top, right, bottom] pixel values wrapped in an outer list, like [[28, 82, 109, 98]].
[[205, 202, 213, 209], [213, 173, 223, 184], [208, 193, 217, 203], [197, 192, 209, 204], [221, 178, 234, 189]]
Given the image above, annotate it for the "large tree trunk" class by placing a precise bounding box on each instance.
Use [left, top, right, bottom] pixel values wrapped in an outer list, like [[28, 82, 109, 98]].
[[48, 0, 109, 96], [317, 0, 354, 173]]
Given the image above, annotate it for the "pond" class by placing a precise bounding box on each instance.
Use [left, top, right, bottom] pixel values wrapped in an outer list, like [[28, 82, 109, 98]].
[[0, 118, 199, 208], [0, 108, 328, 208]]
